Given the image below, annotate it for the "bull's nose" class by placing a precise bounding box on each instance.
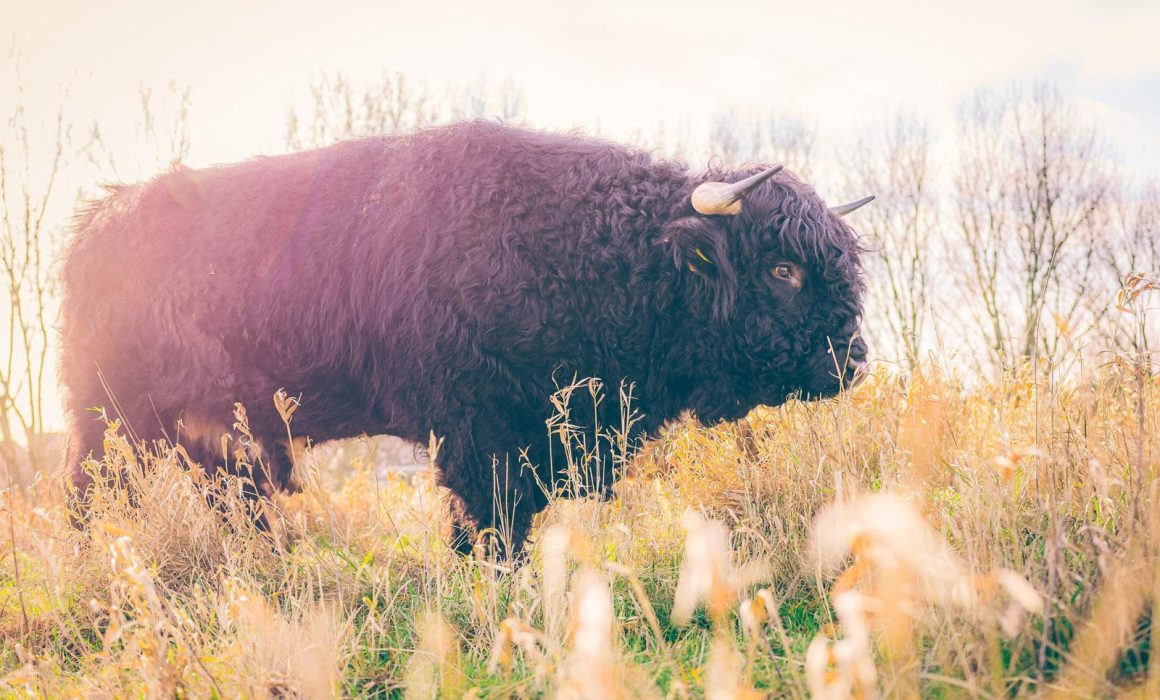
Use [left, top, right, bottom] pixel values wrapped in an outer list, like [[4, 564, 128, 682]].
[[845, 358, 869, 387]]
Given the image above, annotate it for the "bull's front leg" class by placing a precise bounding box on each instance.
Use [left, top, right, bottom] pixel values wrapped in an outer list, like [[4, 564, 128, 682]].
[[436, 430, 550, 559]]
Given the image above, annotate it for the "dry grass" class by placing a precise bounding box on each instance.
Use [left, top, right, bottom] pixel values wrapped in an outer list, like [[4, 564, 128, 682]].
[[1, 353, 1158, 698]]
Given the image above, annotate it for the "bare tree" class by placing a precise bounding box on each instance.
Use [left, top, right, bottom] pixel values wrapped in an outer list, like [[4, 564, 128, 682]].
[[82, 81, 192, 183], [708, 107, 815, 179], [708, 109, 752, 166], [0, 60, 193, 485], [762, 114, 816, 183], [0, 56, 67, 479], [450, 75, 527, 122], [631, 117, 699, 164], [1097, 182, 1160, 354], [135, 81, 192, 173], [953, 84, 1113, 370], [848, 116, 937, 369], [285, 70, 442, 151], [285, 70, 531, 153]]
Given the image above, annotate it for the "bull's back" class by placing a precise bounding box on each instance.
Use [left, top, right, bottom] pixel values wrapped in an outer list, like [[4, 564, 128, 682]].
[[61, 140, 387, 417], [59, 121, 675, 455]]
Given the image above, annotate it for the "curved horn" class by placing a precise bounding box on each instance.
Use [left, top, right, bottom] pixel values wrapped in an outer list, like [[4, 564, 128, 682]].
[[830, 195, 875, 217], [691, 164, 784, 216]]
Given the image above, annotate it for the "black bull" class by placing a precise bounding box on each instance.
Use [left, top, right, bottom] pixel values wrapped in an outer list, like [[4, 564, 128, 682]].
[[60, 120, 870, 553]]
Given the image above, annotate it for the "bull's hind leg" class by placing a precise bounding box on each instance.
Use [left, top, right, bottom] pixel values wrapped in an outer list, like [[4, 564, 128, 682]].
[[65, 389, 165, 524], [65, 405, 111, 526], [66, 411, 106, 492]]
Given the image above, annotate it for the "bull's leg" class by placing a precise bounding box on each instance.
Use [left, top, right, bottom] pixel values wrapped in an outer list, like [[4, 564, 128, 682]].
[[65, 406, 110, 527], [179, 439, 274, 532], [447, 494, 486, 556], [438, 435, 548, 559], [65, 389, 165, 524], [448, 488, 545, 559]]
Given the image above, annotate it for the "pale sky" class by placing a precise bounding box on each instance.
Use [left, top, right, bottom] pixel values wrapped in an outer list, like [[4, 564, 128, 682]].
[[4, 0, 1160, 433], [8, 0, 1160, 177]]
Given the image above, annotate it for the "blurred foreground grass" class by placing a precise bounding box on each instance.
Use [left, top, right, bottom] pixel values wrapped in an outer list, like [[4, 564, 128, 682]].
[[1, 360, 1158, 698]]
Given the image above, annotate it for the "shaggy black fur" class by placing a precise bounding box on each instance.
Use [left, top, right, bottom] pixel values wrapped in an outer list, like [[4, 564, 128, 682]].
[[60, 121, 868, 552]]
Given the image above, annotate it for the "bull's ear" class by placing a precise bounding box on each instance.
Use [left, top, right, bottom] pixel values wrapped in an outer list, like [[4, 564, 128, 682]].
[[658, 216, 737, 319]]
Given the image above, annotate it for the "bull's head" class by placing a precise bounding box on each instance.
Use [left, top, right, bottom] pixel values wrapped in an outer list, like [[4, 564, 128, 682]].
[[661, 164, 872, 423]]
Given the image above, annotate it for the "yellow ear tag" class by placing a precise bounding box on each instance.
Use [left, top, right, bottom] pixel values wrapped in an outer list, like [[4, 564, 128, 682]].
[[688, 263, 699, 273], [694, 247, 713, 265]]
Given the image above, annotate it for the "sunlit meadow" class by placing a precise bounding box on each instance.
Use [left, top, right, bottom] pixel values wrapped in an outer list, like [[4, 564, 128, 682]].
[[2, 328, 1158, 697], [3, 3, 1160, 695]]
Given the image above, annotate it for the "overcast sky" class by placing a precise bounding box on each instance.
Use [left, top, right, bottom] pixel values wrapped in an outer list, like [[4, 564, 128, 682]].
[[8, 0, 1160, 180]]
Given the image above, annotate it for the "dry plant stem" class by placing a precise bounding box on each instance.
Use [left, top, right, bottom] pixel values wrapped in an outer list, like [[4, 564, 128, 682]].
[[1134, 307, 1146, 527], [1144, 482, 1160, 700], [605, 562, 665, 653], [917, 672, 996, 698], [3, 461, 30, 638], [1048, 533, 1152, 699], [987, 616, 1004, 699], [764, 588, 807, 700], [155, 582, 225, 697]]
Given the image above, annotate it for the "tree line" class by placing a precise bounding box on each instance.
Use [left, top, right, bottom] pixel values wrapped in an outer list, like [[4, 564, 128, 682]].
[[2, 67, 1157, 481]]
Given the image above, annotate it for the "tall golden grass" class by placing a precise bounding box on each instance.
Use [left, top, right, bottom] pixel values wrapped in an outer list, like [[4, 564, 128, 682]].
[[1, 350, 1157, 697]]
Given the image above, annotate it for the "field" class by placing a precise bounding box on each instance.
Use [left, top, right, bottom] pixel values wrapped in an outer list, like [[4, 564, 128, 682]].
[[4, 1, 1159, 696], [1, 357, 1157, 699]]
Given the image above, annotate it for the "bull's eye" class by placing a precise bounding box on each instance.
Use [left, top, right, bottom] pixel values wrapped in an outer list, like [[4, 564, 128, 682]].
[[771, 261, 803, 288]]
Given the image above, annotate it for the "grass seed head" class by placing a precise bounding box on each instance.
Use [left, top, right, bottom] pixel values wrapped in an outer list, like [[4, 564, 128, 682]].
[[672, 511, 737, 626]]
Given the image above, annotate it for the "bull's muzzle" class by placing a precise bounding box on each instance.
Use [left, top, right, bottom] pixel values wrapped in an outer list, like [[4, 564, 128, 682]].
[[844, 357, 870, 388]]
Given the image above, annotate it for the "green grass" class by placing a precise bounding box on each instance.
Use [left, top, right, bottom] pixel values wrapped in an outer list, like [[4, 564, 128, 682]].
[[2, 362, 1158, 697]]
